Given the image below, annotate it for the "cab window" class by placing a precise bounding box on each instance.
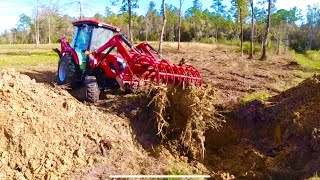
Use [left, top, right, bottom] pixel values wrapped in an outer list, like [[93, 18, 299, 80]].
[[90, 27, 116, 52]]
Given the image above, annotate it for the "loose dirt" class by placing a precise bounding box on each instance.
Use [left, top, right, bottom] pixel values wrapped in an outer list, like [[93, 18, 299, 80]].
[[0, 69, 169, 179], [235, 75, 320, 178]]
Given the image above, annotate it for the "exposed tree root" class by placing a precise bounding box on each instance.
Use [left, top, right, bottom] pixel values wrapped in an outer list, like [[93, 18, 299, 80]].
[[148, 85, 225, 160]]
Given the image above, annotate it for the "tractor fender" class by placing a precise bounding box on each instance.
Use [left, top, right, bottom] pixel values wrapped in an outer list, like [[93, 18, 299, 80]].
[[60, 36, 80, 65], [63, 48, 80, 65]]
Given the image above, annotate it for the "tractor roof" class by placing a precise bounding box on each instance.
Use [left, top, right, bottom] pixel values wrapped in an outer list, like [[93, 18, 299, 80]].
[[72, 19, 121, 32]]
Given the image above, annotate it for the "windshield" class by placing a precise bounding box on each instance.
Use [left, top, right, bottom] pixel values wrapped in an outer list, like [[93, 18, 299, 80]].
[[90, 27, 116, 51]]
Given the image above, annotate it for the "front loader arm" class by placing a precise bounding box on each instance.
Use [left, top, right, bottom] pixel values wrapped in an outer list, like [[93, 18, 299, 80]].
[[94, 34, 136, 63]]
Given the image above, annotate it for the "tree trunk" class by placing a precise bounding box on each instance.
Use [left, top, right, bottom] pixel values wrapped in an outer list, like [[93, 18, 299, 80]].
[[277, 37, 280, 55], [145, 15, 148, 41], [215, 26, 218, 42], [79, 1, 82, 19], [128, 0, 133, 42], [36, 0, 40, 47], [285, 24, 289, 53], [240, 7, 243, 57], [159, 0, 166, 53], [48, 14, 51, 44], [178, 0, 182, 50], [285, 32, 289, 53], [249, 0, 254, 59], [261, 0, 271, 60]]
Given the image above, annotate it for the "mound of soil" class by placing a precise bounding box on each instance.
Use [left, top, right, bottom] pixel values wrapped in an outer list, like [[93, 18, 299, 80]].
[[0, 69, 165, 179], [236, 75, 320, 178]]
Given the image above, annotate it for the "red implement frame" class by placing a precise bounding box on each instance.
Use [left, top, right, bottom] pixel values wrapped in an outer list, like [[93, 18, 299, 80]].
[[88, 34, 202, 88]]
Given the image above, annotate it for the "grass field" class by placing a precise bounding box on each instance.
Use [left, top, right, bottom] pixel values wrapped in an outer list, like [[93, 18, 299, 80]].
[[0, 44, 59, 68], [1, 43, 320, 85]]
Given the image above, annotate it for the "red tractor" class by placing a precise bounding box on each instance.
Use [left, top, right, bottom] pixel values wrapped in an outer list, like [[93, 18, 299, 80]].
[[55, 19, 202, 102]]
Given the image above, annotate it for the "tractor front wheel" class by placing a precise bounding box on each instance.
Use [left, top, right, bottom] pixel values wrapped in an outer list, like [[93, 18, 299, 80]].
[[84, 76, 100, 103], [57, 55, 79, 87]]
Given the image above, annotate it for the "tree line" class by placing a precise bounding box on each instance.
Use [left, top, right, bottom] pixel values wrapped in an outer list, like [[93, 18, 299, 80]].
[[1, 0, 320, 57]]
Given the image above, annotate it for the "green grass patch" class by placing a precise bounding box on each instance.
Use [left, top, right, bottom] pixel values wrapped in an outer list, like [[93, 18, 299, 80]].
[[0, 55, 58, 67], [291, 53, 320, 85], [240, 91, 272, 105], [294, 53, 320, 70], [238, 41, 261, 54], [0, 44, 59, 52], [0, 44, 60, 67], [166, 166, 195, 180], [306, 50, 320, 61], [292, 70, 318, 85]]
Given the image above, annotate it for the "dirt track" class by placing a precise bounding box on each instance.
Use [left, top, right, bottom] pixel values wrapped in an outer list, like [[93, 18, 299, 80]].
[[1, 43, 319, 179]]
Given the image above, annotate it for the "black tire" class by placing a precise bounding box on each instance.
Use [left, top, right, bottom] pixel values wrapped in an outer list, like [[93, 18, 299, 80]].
[[124, 83, 137, 94], [57, 55, 80, 87], [85, 76, 100, 103]]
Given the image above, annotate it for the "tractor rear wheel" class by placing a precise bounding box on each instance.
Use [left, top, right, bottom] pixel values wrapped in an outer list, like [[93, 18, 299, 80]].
[[84, 76, 100, 103], [57, 55, 79, 87]]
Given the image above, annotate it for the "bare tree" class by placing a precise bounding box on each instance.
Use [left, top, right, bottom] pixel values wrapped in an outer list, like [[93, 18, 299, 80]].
[[47, 0, 53, 44], [128, 0, 133, 42], [145, 14, 149, 41], [178, 0, 183, 50], [249, 0, 254, 59], [158, 0, 166, 53], [35, 0, 40, 46], [240, 5, 244, 57], [261, 0, 271, 60], [39, 0, 59, 44], [234, 0, 249, 57], [111, 0, 138, 42]]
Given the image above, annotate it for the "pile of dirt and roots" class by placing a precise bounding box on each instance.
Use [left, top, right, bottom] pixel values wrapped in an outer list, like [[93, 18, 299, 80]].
[[235, 75, 320, 178], [108, 85, 225, 161], [0, 69, 168, 179], [150, 86, 225, 160]]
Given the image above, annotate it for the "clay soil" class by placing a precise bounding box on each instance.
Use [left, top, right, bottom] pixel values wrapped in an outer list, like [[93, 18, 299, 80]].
[[1, 43, 319, 179]]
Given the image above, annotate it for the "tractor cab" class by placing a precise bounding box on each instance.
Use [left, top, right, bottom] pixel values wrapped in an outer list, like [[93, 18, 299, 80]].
[[71, 20, 121, 71]]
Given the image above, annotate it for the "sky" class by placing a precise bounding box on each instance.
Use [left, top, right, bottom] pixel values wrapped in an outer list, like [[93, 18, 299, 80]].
[[0, 0, 319, 34]]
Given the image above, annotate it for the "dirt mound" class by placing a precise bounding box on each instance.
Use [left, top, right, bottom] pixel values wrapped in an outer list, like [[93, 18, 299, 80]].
[[0, 69, 164, 179], [236, 75, 320, 178]]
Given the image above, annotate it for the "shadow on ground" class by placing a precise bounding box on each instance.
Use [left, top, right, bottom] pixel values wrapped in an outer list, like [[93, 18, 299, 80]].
[[21, 70, 57, 84], [96, 94, 162, 150]]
